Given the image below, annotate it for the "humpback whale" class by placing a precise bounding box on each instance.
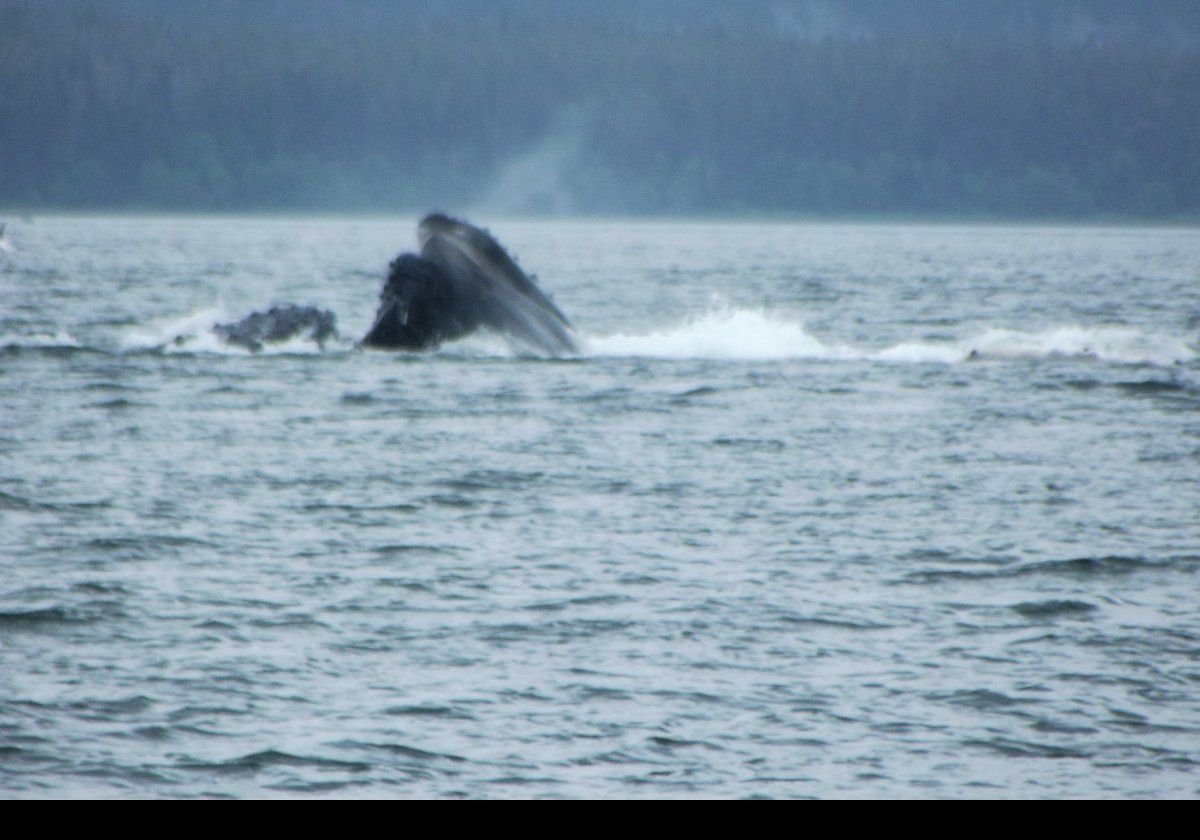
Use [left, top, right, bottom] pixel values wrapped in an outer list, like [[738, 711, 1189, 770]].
[[208, 214, 577, 355], [212, 305, 338, 352], [363, 214, 579, 355]]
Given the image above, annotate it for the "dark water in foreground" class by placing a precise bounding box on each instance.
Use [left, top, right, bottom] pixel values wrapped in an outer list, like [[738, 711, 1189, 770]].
[[1, 217, 1198, 798]]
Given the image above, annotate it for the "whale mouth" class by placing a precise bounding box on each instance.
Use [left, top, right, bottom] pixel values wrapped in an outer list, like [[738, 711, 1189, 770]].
[[362, 290, 431, 349], [375, 298, 408, 330]]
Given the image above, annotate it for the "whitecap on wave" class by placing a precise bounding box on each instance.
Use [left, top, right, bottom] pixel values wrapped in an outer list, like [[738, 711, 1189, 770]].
[[584, 306, 1196, 367], [587, 308, 851, 361], [0, 330, 82, 350], [959, 326, 1194, 367], [110, 303, 1197, 367]]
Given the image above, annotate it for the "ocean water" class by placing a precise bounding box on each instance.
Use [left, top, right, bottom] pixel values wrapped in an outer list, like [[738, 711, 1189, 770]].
[[1, 216, 1198, 798]]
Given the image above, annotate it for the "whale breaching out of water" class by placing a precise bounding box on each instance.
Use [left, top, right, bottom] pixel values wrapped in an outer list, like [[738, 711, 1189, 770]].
[[210, 214, 578, 356]]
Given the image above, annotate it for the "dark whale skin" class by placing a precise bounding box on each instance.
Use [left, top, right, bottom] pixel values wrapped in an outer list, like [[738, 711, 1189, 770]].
[[362, 214, 578, 355]]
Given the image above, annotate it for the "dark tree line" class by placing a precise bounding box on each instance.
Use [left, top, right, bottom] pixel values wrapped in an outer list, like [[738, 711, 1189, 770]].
[[2, 0, 1197, 217]]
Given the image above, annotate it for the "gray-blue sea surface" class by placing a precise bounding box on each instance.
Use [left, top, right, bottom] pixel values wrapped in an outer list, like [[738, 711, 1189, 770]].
[[1, 216, 1198, 798]]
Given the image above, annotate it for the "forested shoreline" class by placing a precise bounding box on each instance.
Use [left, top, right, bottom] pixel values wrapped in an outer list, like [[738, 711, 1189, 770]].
[[2, 1, 1198, 218]]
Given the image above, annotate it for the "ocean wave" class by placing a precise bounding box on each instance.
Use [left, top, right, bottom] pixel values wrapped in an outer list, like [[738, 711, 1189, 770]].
[[959, 326, 1195, 366], [39, 303, 1198, 367], [585, 308, 1195, 367], [0, 330, 82, 350]]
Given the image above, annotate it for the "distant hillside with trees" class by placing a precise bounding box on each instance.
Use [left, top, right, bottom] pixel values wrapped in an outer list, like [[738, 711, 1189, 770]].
[[2, 0, 1197, 218]]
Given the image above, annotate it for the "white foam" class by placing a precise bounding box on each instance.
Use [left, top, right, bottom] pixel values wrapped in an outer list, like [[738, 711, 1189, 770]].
[[122, 307, 227, 352], [111, 303, 1197, 367], [583, 308, 1195, 367], [588, 308, 852, 361], [961, 326, 1195, 366], [871, 341, 967, 364], [438, 331, 527, 359], [0, 330, 81, 349]]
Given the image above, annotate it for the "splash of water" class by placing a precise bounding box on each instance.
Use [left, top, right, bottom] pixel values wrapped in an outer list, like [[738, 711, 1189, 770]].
[[121, 307, 341, 355], [587, 308, 851, 361], [585, 307, 1195, 366], [106, 302, 1197, 367]]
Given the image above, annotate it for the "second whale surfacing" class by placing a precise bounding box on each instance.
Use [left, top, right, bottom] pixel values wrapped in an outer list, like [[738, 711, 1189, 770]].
[[362, 214, 579, 355], [213, 305, 338, 352]]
